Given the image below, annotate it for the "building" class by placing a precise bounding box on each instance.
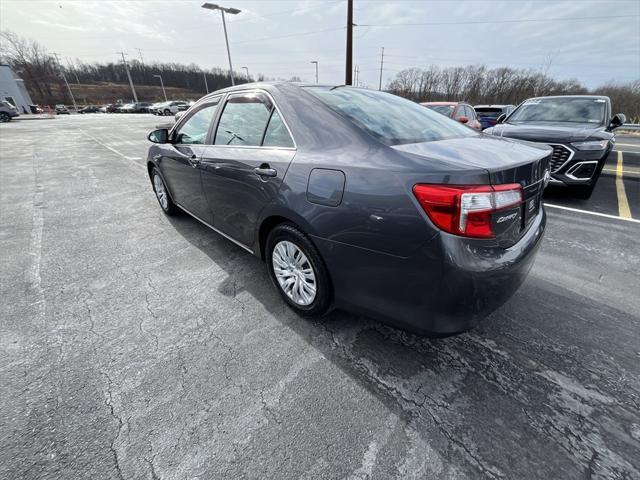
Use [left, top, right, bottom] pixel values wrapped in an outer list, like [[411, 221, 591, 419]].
[[0, 64, 34, 114]]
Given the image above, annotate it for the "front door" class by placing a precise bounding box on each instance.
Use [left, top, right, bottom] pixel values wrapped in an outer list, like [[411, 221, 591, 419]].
[[199, 91, 296, 247], [156, 100, 220, 223]]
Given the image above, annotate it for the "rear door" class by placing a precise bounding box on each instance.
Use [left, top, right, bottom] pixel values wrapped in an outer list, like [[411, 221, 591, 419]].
[[199, 91, 296, 247], [156, 99, 221, 222]]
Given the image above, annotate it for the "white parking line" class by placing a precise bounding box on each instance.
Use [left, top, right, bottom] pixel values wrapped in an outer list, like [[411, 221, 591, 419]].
[[545, 203, 640, 224]]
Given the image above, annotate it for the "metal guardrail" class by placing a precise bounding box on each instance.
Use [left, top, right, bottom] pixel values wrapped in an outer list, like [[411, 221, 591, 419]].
[[621, 124, 640, 131]]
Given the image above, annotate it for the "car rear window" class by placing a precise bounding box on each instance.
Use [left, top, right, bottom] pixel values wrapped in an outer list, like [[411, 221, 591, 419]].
[[304, 87, 475, 146], [427, 105, 455, 116], [475, 108, 503, 118]]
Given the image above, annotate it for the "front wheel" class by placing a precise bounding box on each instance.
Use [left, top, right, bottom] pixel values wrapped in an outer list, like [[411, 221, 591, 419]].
[[151, 168, 177, 215], [0, 113, 11, 122], [266, 224, 332, 317]]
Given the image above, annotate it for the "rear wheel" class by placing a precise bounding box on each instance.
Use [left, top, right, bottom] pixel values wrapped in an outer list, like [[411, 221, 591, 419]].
[[266, 224, 331, 317], [151, 168, 177, 215]]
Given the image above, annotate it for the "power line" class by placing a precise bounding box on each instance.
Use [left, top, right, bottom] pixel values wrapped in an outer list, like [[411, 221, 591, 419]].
[[358, 14, 640, 27]]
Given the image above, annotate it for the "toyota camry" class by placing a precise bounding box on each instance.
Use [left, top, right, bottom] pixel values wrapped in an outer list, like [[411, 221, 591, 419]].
[[146, 83, 551, 336]]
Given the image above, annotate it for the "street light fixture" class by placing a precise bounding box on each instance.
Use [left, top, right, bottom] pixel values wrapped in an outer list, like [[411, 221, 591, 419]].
[[201, 3, 241, 86], [242, 66, 250, 82], [154, 74, 167, 102], [310, 61, 318, 83]]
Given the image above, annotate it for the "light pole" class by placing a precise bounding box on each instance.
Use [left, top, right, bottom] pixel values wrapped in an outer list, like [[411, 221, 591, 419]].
[[310, 61, 318, 83], [242, 66, 250, 82], [201, 3, 241, 86], [154, 74, 167, 102]]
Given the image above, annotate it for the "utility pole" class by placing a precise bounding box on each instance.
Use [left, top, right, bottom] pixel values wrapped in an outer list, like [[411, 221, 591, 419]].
[[345, 0, 353, 85], [203, 71, 209, 93], [353, 65, 359, 86], [378, 47, 384, 91], [242, 66, 250, 82], [310, 61, 318, 83], [136, 47, 146, 84], [117, 51, 138, 102], [52, 53, 78, 111]]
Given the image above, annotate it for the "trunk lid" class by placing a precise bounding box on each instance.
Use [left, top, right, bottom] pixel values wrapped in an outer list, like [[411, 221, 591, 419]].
[[394, 135, 551, 246]]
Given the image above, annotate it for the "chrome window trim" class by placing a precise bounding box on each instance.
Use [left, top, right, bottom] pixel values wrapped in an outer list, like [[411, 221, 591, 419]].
[[175, 203, 254, 254], [565, 161, 598, 181], [547, 143, 575, 173]]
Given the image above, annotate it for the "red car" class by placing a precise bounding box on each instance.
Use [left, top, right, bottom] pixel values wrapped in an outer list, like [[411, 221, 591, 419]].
[[421, 101, 482, 131]]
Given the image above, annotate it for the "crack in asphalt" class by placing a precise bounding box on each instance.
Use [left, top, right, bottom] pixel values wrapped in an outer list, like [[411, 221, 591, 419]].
[[319, 321, 505, 479], [102, 372, 126, 480]]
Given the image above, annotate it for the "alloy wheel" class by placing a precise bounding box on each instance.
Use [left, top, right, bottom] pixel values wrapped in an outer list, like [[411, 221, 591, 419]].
[[153, 174, 168, 210], [271, 240, 317, 306]]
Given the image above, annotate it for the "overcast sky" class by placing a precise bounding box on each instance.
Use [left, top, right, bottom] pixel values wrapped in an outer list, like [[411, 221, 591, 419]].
[[1, 0, 639, 88]]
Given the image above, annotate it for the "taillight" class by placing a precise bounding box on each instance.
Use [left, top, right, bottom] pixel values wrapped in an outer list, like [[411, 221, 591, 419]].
[[412, 183, 523, 238]]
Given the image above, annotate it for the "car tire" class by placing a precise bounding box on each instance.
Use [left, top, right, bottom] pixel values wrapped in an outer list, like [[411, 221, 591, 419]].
[[266, 224, 332, 317], [151, 168, 177, 215], [164, 109, 171, 116], [0, 113, 10, 122]]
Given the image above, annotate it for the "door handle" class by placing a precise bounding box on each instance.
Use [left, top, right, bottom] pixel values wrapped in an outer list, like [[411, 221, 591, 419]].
[[254, 165, 277, 177]]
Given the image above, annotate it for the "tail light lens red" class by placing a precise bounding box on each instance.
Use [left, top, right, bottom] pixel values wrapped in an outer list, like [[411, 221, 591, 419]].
[[412, 183, 523, 238]]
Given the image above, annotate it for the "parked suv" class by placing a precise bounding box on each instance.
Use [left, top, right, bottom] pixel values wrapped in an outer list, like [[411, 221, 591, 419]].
[[484, 95, 626, 198], [0, 100, 20, 122], [474, 104, 515, 130], [421, 102, 482, 131], [155, 101, 189, 116], [55, 104, 70, 115]]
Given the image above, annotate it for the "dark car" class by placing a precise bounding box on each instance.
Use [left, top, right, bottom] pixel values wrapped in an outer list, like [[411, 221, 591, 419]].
[[55, 104, 70, 115], [29, 104, 44, 114], [421, 101, 483, 131], [474, 104, 515, 130], [79, 105, 100, 114], [146, 83, 551, 336], [484, 95, 626, 198], [0, 100, 20, 122]]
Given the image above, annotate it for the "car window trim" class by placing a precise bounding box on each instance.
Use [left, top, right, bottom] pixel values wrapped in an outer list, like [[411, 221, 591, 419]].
[[170, 97, 222, 146], [210, 89, 297, 151]]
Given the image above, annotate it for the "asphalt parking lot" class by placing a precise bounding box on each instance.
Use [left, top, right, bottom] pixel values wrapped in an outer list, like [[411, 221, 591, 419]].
[[1, 114, 639, 479]]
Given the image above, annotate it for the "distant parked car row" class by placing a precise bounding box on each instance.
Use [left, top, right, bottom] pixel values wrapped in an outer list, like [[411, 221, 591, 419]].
[[422, 102, 515, 131]]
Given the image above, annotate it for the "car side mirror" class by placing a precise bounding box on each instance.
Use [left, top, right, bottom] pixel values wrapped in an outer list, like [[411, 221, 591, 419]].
[[607, 113, 626, 131], [148, 128, 169, 144], [458, 116, 469, 124], [496, 113, 507, 124]]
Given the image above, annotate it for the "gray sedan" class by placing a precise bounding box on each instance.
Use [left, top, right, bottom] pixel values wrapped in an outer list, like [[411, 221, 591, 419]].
[[146, 83, 552, 336]]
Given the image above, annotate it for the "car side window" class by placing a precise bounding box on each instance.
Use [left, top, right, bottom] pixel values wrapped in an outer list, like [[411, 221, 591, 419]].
[[262, 110, 294, 148], [174, 102, 219, 145], [214, 93, 273, 146], [454, 106, 465, 120], [465, 106, 475, 119]]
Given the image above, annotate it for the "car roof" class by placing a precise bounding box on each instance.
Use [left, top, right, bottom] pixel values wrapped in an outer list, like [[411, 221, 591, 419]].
[[474, 104, 513, 108], [525, 95, 609, 101], [420, 101, 461, 106]]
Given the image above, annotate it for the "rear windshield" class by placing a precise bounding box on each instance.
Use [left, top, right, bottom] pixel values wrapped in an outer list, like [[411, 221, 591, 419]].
[[508, 97, 606, 124], [304, 87, 475, 145], [475, 108, 503, 118]]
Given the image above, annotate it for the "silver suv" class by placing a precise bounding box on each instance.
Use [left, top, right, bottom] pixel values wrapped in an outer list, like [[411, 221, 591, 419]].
[[0, 101, 19, 122]]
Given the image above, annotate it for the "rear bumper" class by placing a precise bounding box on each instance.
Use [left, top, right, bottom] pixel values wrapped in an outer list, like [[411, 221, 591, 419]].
[[315, 208, 546, 336]]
